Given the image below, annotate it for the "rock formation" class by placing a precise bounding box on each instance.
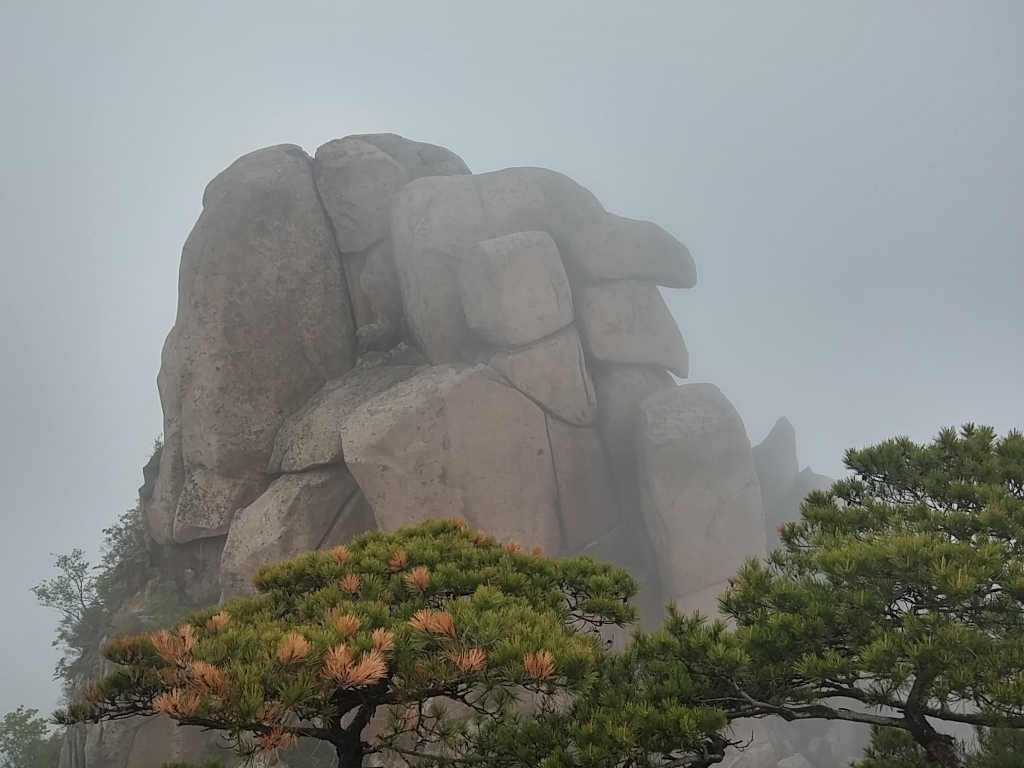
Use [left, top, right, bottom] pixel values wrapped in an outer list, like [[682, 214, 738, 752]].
[[64, 132, 859, 768], [752, 417, 834, 551]]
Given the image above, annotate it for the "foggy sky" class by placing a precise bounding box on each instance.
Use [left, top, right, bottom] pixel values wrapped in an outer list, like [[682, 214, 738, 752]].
[[1, 1, 1021, 716]]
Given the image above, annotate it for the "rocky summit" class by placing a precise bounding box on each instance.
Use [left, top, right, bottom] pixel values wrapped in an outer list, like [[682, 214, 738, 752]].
[[61, 133, 848, 768]]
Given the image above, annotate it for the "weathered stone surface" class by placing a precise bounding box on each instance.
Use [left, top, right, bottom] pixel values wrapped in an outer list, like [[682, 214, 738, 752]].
[[489, 326, 597, 426], [545, 416, 619, 552], [576, 281, 689, 377], [60, 719, 229, 768], [320, 487, 377, 551], [144, 330, 185, 545], [160, 144, 354, 543], [349, 132, 472, 179], [776, 755, 814, 768], [592, 363, 675, 502], [219, 467, 364, 598], [156, 535, 226, 607], [173, 467, 266, 543], [391, 168, 695, 364], [635, 384, 767, 608], [459, 230, 573, 346], [342, 365, 562, 553], [751, 417, 800, 516], [315, 138, 411, 253], [268, 355, 427, 473], [752, 418, 833, 550], [344, 238, 406, 354]]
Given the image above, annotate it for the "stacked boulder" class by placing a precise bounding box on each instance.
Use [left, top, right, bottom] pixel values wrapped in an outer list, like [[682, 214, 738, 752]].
[[142, 134, 767, 616], [69, 133, 786, 768]]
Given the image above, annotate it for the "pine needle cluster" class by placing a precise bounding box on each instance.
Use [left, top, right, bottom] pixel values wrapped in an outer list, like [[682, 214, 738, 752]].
[[631, 425, 1024, 768], [56, 517, 659, 767]]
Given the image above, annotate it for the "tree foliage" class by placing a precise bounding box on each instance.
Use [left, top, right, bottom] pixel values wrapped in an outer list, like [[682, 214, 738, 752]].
[[56, 518, 733, 767], [0, 707, 62, 768], [631, 425, 1024, 768], [852, 724, 1024, 768], [31, 439, 180, 695]]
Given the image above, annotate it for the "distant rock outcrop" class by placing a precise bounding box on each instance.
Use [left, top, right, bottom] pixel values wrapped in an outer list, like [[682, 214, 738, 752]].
[[68, 132, 868, 768], [752, 417, 834, 550]]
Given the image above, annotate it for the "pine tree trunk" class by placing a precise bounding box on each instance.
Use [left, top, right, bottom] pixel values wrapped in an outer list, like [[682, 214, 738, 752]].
[[334, 737, 364, 768], [922, 738, 964, 768], [904, 709, 963, 768]]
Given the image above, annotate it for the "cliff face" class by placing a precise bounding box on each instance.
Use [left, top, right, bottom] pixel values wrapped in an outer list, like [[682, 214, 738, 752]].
[[66, 133, 806, 768]]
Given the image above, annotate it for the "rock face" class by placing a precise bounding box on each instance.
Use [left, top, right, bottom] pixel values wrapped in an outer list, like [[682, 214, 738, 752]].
[[635, 384, 767, 614], [459, 230, 573, 346], [341, 365, 563, 554], [576, 281, 689, 377], [60, 720, 229, 768], [752, 417, 834, 550], [79, 131, 835, 768], [219, 466, 368, 598], [315, 138, 412, 253], [488, 326, 597, 426], [145, 144, 355, 545], [390, 167, 696, 364], [268, 352, 427, 474]]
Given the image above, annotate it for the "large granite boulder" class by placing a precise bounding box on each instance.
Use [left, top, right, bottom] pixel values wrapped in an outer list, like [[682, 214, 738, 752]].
[[459, 230, 573, 346], [752, 417, 834, 550], [348, 132, 472, 179], [576, 280, 689, 377], [341, 364, 563, 554], [219, 466, 372, 598], [390, 168, 695, 364], [315, 138, 412, 253], [488, 326, 597, 426], [147, 144, 355, 544], [635, 384, 767, 615], [268, 350, 427, 474]]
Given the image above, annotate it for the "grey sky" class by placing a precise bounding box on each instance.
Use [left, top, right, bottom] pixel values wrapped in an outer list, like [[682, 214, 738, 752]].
[[1, 1, 1021, 716]]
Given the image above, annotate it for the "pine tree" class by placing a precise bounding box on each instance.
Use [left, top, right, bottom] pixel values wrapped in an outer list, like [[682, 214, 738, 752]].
[[632, 425, 1024, 768], [56, 518, 724, 767]]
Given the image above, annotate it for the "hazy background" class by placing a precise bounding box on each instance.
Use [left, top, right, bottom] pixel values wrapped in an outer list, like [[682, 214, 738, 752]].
[[1, 1, 1022, 716]]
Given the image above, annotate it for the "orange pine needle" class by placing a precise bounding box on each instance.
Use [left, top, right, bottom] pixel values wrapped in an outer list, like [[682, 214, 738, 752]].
[[340, 573, 363, 595], [505, 540, 521, 554], [429, 611, 457, 638], [276, 632, 311, 665], [523, 650, 556, 681], [372, 627, 396, 652], [388, 549, 408, 572], [152, 688, 201, 719], [329, 545, 352, 565], [332, 612, 361, 637], [344, 649, 388, 686], [404, 566, 431, 593], [186, 661, 227, 696], [206, 612, 230, 632], [322, 644, 354, 682], [255, 724, 297, 754], [257, 701, 282, 723], [409, 609, 436, 633], [448, 647, 487, 674]]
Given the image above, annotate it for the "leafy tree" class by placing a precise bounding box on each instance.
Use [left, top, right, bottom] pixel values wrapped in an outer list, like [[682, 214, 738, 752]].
[[0, 707, 62, 768], [32, 439, 183, 695], [57, 518, 729, 767], [632, 425, 1024, 768]]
